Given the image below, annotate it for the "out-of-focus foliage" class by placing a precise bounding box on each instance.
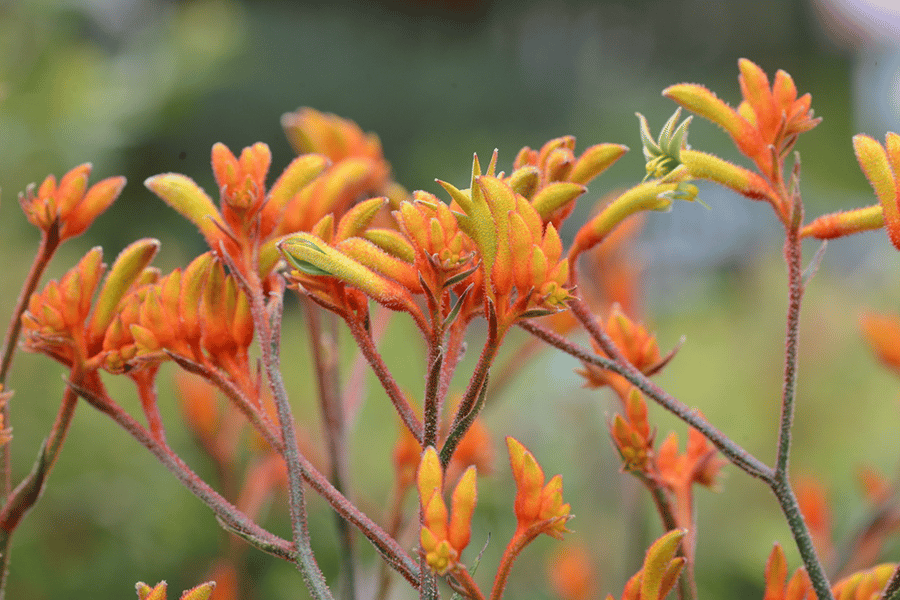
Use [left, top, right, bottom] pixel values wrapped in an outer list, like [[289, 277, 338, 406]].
[[2, 0, 900, 599]]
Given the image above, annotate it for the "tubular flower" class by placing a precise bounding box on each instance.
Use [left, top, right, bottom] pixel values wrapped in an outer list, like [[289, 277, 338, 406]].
[[20, 247, 106, 366], [135, 581, 215, 600], [760, 544, 814, 600], [281, 107, 406, 212], [801, 133, 899, 246], [569, 179, 697, 261], [607, 529, 686, 600], [101, 252, 207, 373], [506, 437, 571, 539], [394, 191, 478, 291], [794, 477, 834, 569], [146, 142, 328, 276], [509, 135, 627, 228], [832, 563, 897, 600], [637, 109, 775, 202], [577, 304, 668, 400], [664, 58, 820, 182], [393, 421, 422, 492], [610, 388, 655, 474], [18, 163, 126, 242], [279, 209, 424, 323], [440, 160, 574, 326], [854, 133, 900, 250], [416, 446, 477, 575], [22, 240, 160, 369], [656, 426, 726, 492]]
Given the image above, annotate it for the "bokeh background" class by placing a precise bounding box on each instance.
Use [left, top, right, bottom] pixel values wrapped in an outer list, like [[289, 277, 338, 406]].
[[1, 0, 899, 597]]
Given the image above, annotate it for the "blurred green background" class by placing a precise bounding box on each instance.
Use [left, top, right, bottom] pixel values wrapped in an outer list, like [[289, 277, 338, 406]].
[[2, 0, 900, 598]]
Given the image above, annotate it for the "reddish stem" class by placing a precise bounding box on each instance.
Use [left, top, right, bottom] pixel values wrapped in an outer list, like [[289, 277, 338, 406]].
[[0, 229, 61, 499]]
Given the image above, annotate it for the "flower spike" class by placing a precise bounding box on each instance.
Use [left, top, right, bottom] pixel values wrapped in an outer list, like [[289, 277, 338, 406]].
[[853, 132, 900, 250], [416, 446, 477, 575], [506, 437, 571, 539]]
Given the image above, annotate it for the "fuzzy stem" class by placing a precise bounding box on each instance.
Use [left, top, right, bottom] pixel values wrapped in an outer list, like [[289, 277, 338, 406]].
[[246, 273, 333, 600], [346, 315, 424, 443], [305, 299, 356, 600], [768, 215, 834, 600], [519, 314, 773, 481], [488, 527, 541, 600], [71, 379, 296, 560], [450, 565, 487, 600], [0, 229, 61, 500], [173, 342, 422, 586], [0, 376, 77, 599]]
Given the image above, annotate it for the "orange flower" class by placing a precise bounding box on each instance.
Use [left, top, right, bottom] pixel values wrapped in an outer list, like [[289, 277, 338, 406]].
[[610, 388, 655, 474], [18, 163, 125, 242], [135, 581, 215, 600], [506, 437, 571, 539], [146, 142, 328, 276], [509, 136, 626, 228], [801, 133, 899, 247], [416, 446, 477, 575], [664, 59, 820, 182], [607, 529, 686, 600], [794, 477, 834, 568], [548, 543, 596, 600], [281, 107, 405, 217], [832, 563, 896, 600], [577, 305, 666, 399], [393, 421, 422, 492], [859, 311, 900, 376], [22, 240, 160, 369], [393, 191, 478, 295], [761, 544, 813, 600], [656, 427, 726, 492]]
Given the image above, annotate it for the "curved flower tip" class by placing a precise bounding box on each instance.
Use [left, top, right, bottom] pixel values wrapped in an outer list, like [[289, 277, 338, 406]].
[[506, 437, 571, 539], [831, 563, 895, 600], [145, 173, 222, 248], [640, 529, 686, 600], [666, 59, 820, 180], [18, 163, 126, 241], [416, 446, 477, 575], [854, 132, 900, 250], [637, 109, 692, 180], [136, 581, 215, 600]]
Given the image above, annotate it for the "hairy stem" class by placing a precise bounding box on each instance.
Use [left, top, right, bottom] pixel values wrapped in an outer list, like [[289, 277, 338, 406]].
[[346, 315, 424, 443], [0, 377, 77, 599], [0, 229, 61, 500], [71, 379, 295, 560], [769, 219, 834, 600], [305, 299, 356, 600], [520, 314, 773, 481], [248, 275, 333, 600]]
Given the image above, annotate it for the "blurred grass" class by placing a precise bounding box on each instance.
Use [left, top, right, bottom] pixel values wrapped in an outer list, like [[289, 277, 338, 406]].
[[2, 0, 900, 598]]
